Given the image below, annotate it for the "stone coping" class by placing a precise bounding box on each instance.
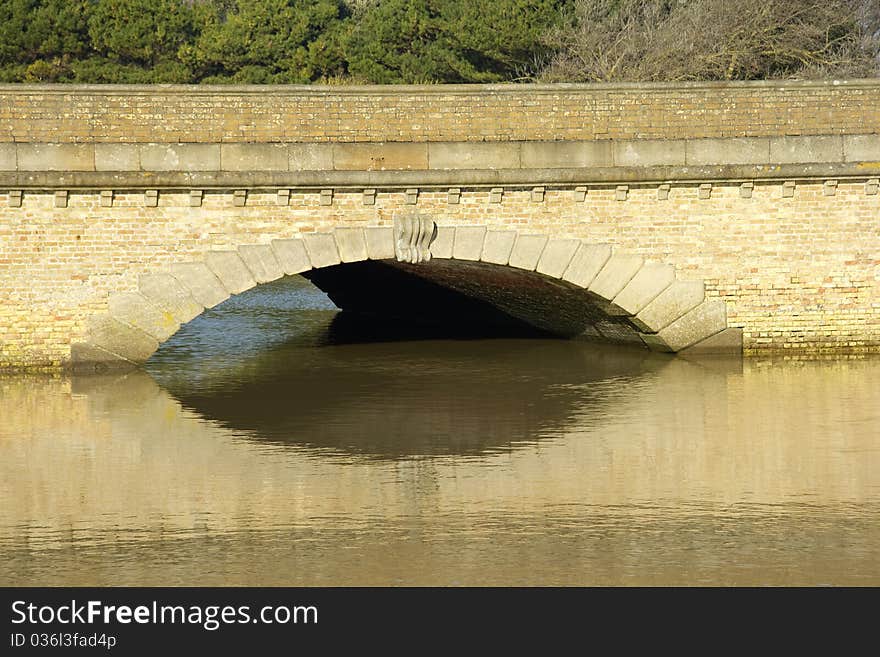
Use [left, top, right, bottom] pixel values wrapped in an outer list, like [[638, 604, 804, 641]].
[[2, 79, 879, 95], [2, 162, 879, 191], [1, 135, 877, 184]]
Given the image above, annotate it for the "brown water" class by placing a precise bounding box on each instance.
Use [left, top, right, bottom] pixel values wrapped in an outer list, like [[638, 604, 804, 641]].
[[1, 277, 879, 586]]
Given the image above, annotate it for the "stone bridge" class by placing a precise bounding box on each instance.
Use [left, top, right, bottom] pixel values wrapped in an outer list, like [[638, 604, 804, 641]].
[[1, 80, 879, 370]]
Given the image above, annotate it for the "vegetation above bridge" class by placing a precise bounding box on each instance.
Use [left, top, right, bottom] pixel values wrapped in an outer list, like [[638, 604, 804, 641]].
[[1, 0, 878, 85]]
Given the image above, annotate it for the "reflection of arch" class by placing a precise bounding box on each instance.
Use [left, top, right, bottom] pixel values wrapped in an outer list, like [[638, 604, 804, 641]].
[[152, 331, 674, 458], [71, 222, 738, 370]]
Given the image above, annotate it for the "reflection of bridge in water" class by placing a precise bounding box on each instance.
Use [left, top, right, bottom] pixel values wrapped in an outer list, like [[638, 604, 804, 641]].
[[1, 337, 879, 585], [152, 314, 673, 458]]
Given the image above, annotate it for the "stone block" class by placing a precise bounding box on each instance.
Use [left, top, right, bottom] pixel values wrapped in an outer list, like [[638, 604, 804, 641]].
[[303, 233, 341, 269], [481, 230, 517, 265], [430, 225, 455, 259], [428, 142, 520, 170], [332, 143, 428, 170], [536, 238, 580, 279], [520, 141, 613, 168], [221, 143, 288, 171], [289, 144, 334, 170], [561, 243, 612, 288], [238, 244, 284, 283], [769, 135, 843, 164], [95, 144, 139, 171], [86, 314, 160, 363], [334, 227, 369, 263], [612, 263, 675, 315], [364, 227, 395, 260], [70, 343, 137, 371], [843, 134, 880, 162], [633, 280, 705, 333], [169, 262, 230, 308], [680, 327, 743, 354], [138, 273, 204, 323], [205, 251, 258, 296], [139, 144, 220, 171], [686, 137, 770, 165], [0, 143, 17, 170], [613, 139, 686, 167], [17, 143, 94, 171], [271, 239, 312, 275], [645, 298, 727, 352], [508, 234, 548, 270], [595, 320, 647, 346], [108, 292, 180, 342], [452, 226, 487, 261], [589, 254, 644, 301]]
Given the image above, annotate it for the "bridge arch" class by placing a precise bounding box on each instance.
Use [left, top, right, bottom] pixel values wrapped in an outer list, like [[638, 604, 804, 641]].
[[70, 221, 737, 371]]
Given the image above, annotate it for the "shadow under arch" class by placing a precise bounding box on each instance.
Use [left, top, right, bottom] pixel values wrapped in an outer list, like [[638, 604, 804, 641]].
[[71, 222, 737, 372]]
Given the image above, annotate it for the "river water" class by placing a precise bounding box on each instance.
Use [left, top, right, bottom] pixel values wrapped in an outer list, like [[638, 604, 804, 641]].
[[2, 277, 879, 586]]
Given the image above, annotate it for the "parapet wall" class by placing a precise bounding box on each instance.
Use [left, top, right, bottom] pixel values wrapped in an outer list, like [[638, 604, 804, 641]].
[[2, 80, 880, 144]]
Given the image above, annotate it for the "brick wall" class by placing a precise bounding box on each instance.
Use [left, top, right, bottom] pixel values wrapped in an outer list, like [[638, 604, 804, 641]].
[[2, 80, 879, 144], [1, 182, 879, 368]]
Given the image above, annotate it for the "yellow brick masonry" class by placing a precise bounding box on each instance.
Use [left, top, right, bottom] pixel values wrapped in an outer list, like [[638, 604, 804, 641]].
[[1, 81, 880, 144], [1, 182, 879, 368]]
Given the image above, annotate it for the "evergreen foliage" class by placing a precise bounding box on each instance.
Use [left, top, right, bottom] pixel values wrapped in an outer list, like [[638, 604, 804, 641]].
[[0, 0, 876, 83]]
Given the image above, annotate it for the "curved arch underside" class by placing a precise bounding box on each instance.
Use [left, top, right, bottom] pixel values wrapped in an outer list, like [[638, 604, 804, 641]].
[[71, 224, 739, 370]]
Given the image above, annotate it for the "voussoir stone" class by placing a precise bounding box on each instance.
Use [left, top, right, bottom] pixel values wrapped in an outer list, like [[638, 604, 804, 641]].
[[271, 239, 313, 274], [204, 250, 258, 294], [680, 327, 744, 355], [364, 227, 395, 260], [562, 243, 612, 288], [429, 225, 455, 259], [138, 273, 204, 324], [589, 254, 644, 301], [169, 262, 230, 308], [86, 314, 160, 363], [452, 226, 487, 261], [481, 230, 517, 265], [108, 292, 180, 342], [508, 234, 548, 271], [70, 342, 138, 371], [644, 298, 728, 352], [238, 244, 284, 283], [611, 262, 676, 316], [536, 238, 580, 279], [303, 233, 341, 269], [632, 280, 705, 333], [334, 227, 369, 263]]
